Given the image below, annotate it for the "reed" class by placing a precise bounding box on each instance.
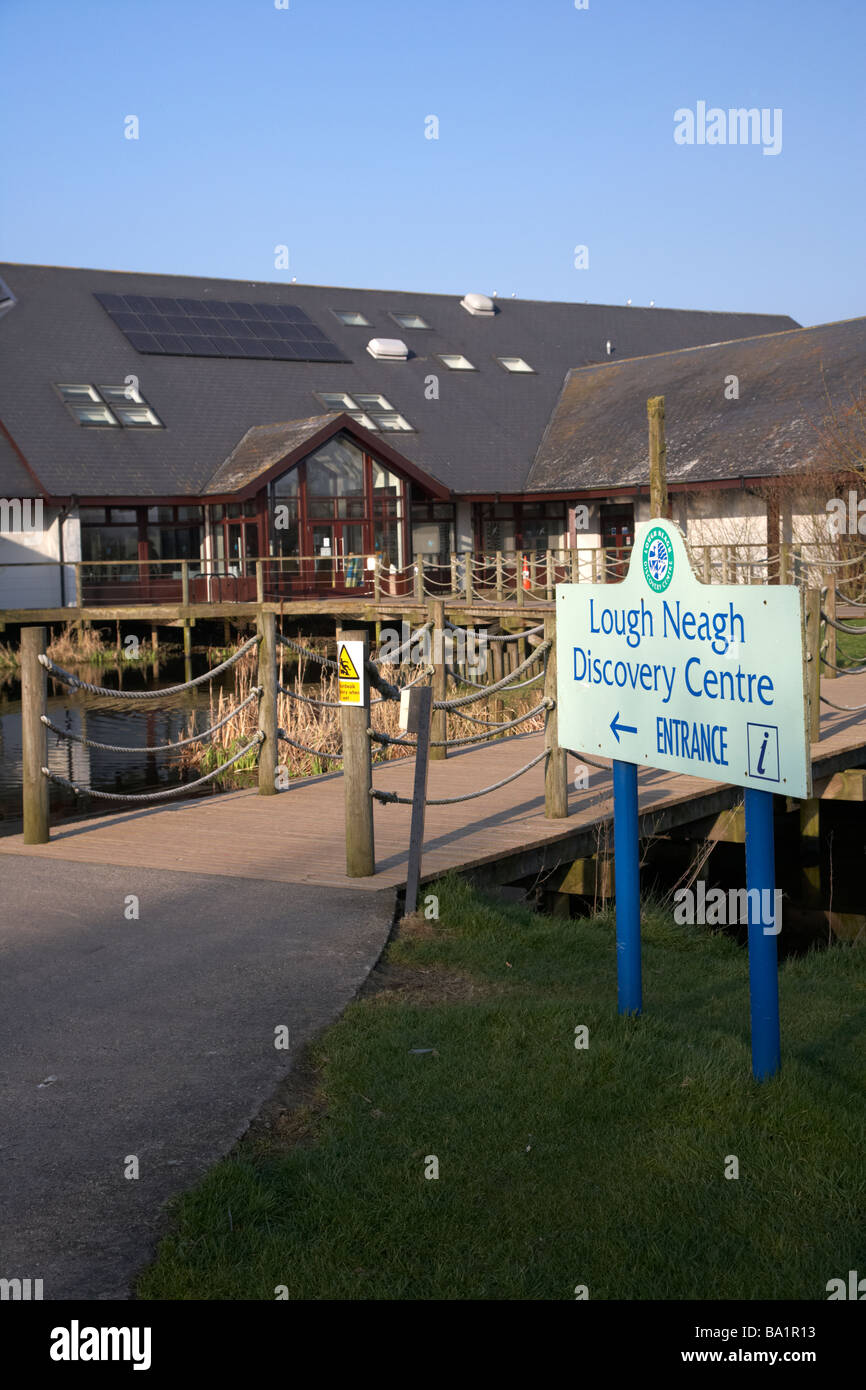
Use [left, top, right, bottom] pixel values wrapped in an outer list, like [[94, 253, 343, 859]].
[[179, 637, 546, 783]]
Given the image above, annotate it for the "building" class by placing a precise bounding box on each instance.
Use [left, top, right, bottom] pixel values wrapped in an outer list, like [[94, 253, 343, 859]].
[[0, 261, 860, 610]]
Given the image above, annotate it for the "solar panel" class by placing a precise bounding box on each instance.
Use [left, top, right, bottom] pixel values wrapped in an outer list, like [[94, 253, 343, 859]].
[[94, 293, 350, 362]]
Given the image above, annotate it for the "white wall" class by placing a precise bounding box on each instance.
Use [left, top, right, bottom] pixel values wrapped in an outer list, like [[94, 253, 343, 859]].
[[0, 508, 80, 609]]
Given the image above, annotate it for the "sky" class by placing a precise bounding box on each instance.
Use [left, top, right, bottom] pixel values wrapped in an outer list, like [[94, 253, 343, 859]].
[[2, 0, 864, 327]]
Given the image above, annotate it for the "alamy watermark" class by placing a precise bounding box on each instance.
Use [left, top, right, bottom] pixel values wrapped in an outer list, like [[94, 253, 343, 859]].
[[826, 491, 866, 537], [674, 881, 782, 934], [0, 497, 44, 533], [674, 102, 782, 157], [378, 622, 488, 676]]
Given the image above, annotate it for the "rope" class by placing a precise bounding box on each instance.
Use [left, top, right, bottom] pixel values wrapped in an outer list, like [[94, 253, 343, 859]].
[[39, 689, 262, 753], [369, 698, 553, 749], [819, 693, 866, 712], [277, 635, 338, 670], [821, 611, 866, 634], [277, 730, 343, 761], [371, 747, 548, 805], [38, 636, 261, 698], [434, 640, 551, 710], [445, 620, 545, 642], [279, 663, 432, 710], [820, 657, 866, 674], [566, 748, 612, 771], [42, 732, 265, 801]]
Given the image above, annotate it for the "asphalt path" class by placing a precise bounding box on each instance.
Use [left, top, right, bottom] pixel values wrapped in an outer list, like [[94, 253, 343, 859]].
[[0, 856, 393, 1299]]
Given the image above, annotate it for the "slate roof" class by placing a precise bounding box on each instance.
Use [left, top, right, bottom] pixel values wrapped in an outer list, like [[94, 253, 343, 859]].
[[527, 317, 866, 493], [0, 263, 800, 501]]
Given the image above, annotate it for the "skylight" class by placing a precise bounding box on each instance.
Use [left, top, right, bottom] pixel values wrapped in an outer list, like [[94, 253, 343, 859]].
[[438, 353, 475, 371], [56, 383, 163, 428], [315, 391, 414, 432], [333, 310, 371, 327], [496, 356, 535, 373], [390, 312, 430, 330]]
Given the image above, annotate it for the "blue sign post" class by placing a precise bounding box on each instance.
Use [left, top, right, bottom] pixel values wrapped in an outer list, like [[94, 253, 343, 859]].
[[557, 520, 811, 1080], [744, 787, 781, 1080], [613, 759, 642, 1015]]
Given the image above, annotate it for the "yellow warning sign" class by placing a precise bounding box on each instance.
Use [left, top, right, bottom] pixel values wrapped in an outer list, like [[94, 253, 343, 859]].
[[338, 641, 364, 706], [339, 645, 360, 680]]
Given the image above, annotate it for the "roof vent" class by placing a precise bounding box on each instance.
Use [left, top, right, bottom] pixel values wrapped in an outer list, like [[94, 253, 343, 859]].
[[366, 337, 409, 360], [460, 292, 495, 317]]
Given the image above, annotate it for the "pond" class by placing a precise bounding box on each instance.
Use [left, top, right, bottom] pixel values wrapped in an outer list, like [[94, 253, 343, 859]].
[[0, 654, 254, 835]]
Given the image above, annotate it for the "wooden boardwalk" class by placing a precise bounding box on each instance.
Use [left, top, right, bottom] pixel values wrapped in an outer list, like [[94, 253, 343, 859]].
[[2, 672, 865, 892]]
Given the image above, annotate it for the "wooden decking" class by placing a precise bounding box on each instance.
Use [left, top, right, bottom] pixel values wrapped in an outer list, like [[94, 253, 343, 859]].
[[2, 673, 865, 892]]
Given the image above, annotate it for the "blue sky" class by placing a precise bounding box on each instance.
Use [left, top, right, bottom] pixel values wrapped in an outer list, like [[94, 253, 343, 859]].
[[2, 0, 864, 326]]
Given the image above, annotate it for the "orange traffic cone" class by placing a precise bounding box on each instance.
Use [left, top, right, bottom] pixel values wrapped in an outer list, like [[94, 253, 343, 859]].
[[522, 556, 531, 591]]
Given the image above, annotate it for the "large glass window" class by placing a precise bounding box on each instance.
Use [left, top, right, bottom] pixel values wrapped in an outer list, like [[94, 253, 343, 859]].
[[306, 437, 365, 498]]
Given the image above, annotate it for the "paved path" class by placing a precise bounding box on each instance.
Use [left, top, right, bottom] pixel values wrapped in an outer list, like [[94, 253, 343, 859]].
[[0, 860, 392, 1299]]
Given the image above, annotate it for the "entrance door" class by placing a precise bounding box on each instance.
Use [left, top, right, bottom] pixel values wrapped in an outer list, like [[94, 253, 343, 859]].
[[600, 504, 634, 579], [307, 522, 369, 592]]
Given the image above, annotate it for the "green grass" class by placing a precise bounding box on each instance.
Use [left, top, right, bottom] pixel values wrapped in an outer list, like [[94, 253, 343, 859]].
[[137, 875, 866, 1301], [835, 624, 866, 669]]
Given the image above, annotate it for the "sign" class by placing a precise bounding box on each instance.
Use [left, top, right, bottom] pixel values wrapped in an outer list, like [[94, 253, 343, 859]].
[[338, 641, 367, 706], [556, 520, 811, 799]]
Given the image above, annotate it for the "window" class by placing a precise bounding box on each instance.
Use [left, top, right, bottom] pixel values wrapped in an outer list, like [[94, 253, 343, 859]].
[[390, 312, 430, 330], [115, 405, 162, 427], [55, 383, 163, 427], [333, 310, 371, 327], [495, 356, 535, 373], [438, 353, 476, 371], [314, 391, 414, 432], [99, 384, 144, 404]]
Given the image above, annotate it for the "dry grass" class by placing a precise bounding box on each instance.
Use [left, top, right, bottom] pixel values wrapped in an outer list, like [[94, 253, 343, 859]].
[[180, 634, 547, 782]]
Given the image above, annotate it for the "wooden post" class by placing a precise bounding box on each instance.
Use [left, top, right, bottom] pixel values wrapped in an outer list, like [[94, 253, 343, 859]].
[[256, 559, 264, 605], [74, 562, 82, 608], [429, 598, 447, 761], [543, 613, 568, 818], [721, 546, 730, 584], [257, 610, 278, 796], [414, 553, 423, 602], [496, 550, 503, 600], [403, 686, 434, 916], [373, 558, 381, 605], [450, 553, 458, 598], [824, 573, 837, 679], [647, 395, 668, 517], [490, 635, 504, 734], [702, 548, 711, 584], [338, 626, 375, 876], [805, 590, 821, 743], [464, 551, 473, 602], [571, 548, 579, 584], [150, 626, 158, 654], [545, 549, 554, 600], [779, 543, 790, 586], [516, 549, 525, 607], [22, 627, 50, 844]]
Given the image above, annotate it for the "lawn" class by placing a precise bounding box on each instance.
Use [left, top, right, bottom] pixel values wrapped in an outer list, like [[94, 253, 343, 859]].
[[138, 875, 866, 1301]]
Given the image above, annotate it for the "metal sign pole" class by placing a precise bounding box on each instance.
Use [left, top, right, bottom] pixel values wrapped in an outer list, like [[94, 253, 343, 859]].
[[744, 787, 781, 1079], [404, 686, 433, 916], [613, 758, 642, 1015]]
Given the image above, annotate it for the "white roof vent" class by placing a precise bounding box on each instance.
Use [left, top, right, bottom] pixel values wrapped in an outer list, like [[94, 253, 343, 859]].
[[460, 292, 496, 317], [366, 337, 409, 360]]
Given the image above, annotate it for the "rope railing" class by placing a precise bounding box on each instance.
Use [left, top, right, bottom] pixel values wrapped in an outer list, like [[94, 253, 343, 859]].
[[42, 732, 265, 802], [822, 611, 866, 635], [38, 635, 261, 698], [371, 747, 548, 806], [277, 729, 343, 761], [369, 698, 553, 750], [434, 639, 551, 710], [40, 688, 262, 754]]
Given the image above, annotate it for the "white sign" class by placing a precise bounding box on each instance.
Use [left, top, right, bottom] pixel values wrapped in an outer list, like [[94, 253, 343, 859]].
[[556, 520, 811, 798], [338, 640, 367, 707]]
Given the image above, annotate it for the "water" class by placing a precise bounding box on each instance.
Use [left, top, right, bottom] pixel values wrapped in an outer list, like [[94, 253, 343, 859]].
[[0, 655, 252, 834]]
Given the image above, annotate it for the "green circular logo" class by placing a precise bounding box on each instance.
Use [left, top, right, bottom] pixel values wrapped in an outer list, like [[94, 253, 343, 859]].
[[642, 526, 674, 593]]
